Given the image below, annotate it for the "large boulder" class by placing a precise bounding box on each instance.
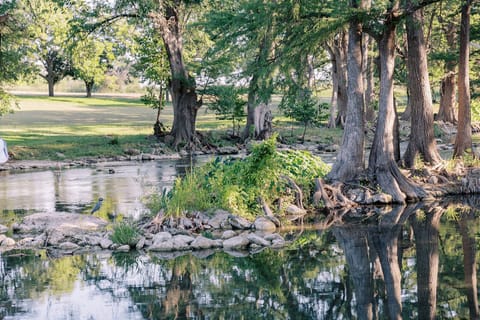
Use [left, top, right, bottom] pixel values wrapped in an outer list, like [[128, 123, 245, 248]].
[[223, 235, 250, 250], [253, 217, 277, 232], [13, 213, 107, 234], [207, 210, 231, 229]]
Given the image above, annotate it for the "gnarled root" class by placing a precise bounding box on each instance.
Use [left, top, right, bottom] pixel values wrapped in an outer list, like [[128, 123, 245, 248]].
[[313, 178, 355, 209]]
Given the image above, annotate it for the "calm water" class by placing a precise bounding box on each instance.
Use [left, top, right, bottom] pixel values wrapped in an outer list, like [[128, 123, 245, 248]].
[[0, 162, 479, 319]]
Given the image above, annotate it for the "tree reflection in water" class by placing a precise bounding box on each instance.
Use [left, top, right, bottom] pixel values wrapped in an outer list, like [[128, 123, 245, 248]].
[[0, 198, 479, 319]]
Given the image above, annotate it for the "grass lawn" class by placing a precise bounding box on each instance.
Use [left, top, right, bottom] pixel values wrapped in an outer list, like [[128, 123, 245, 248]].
[[0, 93, 343, 160]]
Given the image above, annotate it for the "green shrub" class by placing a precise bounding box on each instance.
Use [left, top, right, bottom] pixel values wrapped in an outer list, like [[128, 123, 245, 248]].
[[110, 221, 141, 246], [152, 135, 331, 218]]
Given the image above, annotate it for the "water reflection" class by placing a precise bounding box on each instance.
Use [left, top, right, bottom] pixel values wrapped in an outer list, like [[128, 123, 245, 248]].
[[0, 199, 479, 319], [0, 157, 211, 220]]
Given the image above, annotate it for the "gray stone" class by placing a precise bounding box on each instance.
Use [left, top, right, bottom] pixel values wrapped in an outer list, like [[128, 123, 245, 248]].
[[152, 232, 173, 245], [149, 239, 174, 252], [172, 235, 195, 250], [229, 216, 252, 230], [254, 217, 277, 232], [0, 224, 8, 234], [223, 235, 250, 250], [285, 204, 306, 216], [221, 230, 237, 239], [136, 237, 146, 250], [271, 238, 286, 249], [1, 237, 15, 246], [370, 193, 393, 204], [217, 146, 239, 155], [324, 144, 340, 152], [58, 242, 79, 251], [208, 210, 231, 229], [116, 245, 131, 252], [264, 233, 284, 242], [247, 234, 271, 247], [0, 234, 6, 243], [190, 236, 219, 250], [14, 212, 107, 234], [100, 238, 113, 249], [224, 250, 249, 258], [46, 230, 66, 246]]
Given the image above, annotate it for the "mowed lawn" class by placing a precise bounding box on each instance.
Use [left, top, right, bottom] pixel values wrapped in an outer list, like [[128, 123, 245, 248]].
[[0, 93, 226, 160]]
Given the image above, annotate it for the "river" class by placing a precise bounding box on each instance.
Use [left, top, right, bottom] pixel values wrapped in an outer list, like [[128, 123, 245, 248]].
[[0, 160, 479, 319]]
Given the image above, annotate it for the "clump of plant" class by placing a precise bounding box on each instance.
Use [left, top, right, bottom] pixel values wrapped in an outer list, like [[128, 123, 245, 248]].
[[152, 135, 330, 218], [110, 221, 141, 247]]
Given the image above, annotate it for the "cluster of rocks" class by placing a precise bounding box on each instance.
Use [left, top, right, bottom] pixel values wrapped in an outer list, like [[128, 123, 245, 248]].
[[0, 210, 288, 256]]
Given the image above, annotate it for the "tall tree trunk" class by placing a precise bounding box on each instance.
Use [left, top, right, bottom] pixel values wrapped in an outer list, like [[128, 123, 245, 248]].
[[368, 5, 426, 203], [454, 0, 473, 158], [459, 211, 480, 319], [410, 208, 442, 320], [151, 6, 201, 149], [48, 78, 54, 97], [364, 35, 376, 122], [335, 32, 348, 128], [327, 1, 365, 182], [437, 21, 457, 124], [403, 3, 442, 168], [327, 44, 339, 128]]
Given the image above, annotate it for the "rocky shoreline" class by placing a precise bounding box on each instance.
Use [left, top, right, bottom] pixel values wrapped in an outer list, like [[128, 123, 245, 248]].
[[0, 209, 288, 256]]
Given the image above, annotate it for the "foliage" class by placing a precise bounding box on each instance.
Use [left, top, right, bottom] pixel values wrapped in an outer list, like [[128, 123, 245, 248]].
[[156, 135, 330, 218], [0, 88, 18, 117], [110, 220, 141, 246], [280, 89, 329, 142], [204, 85, 246, 136]]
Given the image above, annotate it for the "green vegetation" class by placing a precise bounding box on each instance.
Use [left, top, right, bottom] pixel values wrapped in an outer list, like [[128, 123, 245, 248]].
[[109, 220, 141, 246], [154, 136, 330, 219]]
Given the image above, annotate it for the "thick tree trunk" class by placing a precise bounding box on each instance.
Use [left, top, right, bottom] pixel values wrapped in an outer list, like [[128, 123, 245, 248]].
[[327, 5, 365, 182], [454, 0, 473, 158], [368, 12, 426, 203], [410, 208, 442, 320], [48, 78, 54, 97], [364, 35, 376, 122], [437, 22, 457, 124], [459, 211, 480, 319], [403, 4, 442, 168], [327, 32, 348, 128], [327, 47, 339, 129], [151, 6, 200, 149]]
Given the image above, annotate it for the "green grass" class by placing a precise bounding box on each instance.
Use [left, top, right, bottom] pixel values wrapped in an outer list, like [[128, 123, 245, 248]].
[[0, 93, 344, 161]]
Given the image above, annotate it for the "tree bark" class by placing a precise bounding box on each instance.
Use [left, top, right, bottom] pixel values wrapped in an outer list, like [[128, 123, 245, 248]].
[[410, 208, 442, 320], [437, 21, 457, 124], [403, 3, 442, 168], [327, 2, 365, 182], [454, 0, 473, 158], [151, 5, 201, 149], [368, 4, 426, 203], [334, 32, 348, 128], [364, 35, 376, 122], [85, 80, 93, 98]]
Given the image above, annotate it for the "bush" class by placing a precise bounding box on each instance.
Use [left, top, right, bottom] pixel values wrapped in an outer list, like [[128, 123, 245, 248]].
[[110, 221, 141, 246], [152, 135, 330, 218]]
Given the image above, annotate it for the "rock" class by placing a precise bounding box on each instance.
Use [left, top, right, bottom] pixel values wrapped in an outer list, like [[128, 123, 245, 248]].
[[208, 210, 231, 229], [285, 204, 306, 216], [0, 224, 8, 234], [46, 230, 66, 246], [223, 235, 250, 250], [14, 212, 107, 234], [324, 144, 340, 152], [1, 237, 15, 246], [172, 235, 195, 250], [100, 238, 113, 249], [264, 233, 284, 242], [84, 235, 102, 246], [253, 217, 277, 232], [228, 216, 252, 230], [271, 238, 286, 249], [247, 233, 271, 247], [221, 230, 237, 239], [0, 234, 6, 243], [58, 242, 79, 251], [136, 237, 146, 250], [116, 245, 131, 252], [190, 236, 220, 250], [124, 148, 141, 156], [224, 250, 249, 258], [152, 232, 173, 245], [217, 146, 239, 155], [370, 193, 393, 204], [149, 239, 174, 252]]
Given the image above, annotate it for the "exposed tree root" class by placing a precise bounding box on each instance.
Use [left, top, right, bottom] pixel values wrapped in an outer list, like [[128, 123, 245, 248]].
[[280, 175, 304, 209]]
